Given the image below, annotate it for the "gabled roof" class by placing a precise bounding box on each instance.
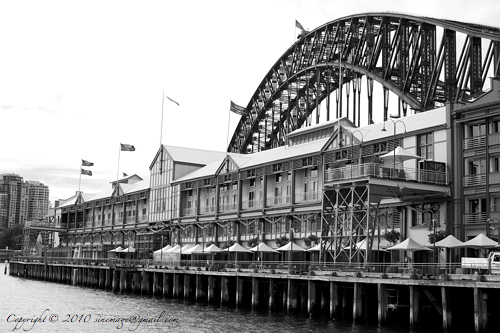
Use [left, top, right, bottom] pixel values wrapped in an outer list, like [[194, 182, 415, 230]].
[[149, 144, 227, 170], [172, 108, 447, 185], [57, 179, 150, 207], [57, 192, 96, 208], [173, 138, 329, 184]]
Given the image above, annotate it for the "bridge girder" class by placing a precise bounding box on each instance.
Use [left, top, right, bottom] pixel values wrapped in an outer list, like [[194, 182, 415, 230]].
[[229, 13, 500, 154]]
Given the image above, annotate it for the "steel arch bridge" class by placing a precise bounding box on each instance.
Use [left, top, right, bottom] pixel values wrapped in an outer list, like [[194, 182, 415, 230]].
[[228, 12, 500, 154]]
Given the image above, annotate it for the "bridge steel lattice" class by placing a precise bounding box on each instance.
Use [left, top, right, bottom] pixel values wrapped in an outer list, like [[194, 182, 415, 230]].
[[228, 12, 500, 154]]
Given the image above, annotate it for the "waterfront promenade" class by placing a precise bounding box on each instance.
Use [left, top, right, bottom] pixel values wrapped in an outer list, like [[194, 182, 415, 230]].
[[8, 257, 500, 333]]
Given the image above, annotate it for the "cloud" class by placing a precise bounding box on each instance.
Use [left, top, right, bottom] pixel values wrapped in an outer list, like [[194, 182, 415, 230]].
[[0, 104, 13, 111]]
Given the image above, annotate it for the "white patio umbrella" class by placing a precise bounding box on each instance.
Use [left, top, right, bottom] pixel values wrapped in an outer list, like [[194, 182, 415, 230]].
[[194, 244, 223, 265], [434, 235, 463, 248], [227, 243, 252, 266], [121, 246, 135, 253], [108, 246, 124, 252], [249, 242, 279, 253], [386, 238, 431, 251], [381, 147, 421, 164], [163, 244, 181, 254], [276, 241, 306, 252], [306, 242, 326, 251], [450, 233, 497, 249], [434, 235, 464, 271], [183, 244, 204, 255], [348, 238, 390, 251], [387, 237, 431, 269], [276, 241, 306, 267]]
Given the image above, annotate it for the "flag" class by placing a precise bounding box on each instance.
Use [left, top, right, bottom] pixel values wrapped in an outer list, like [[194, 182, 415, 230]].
[[230, 100, 249, 116], [81, 159, 94, 167], [81, 168, 92, 176], [123, 172, 128, 177], [120, 143, 135, 151], [296, 20, 305, 31], [165, 95, 179, 106]]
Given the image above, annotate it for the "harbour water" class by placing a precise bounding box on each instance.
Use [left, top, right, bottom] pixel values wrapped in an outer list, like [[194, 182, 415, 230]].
[[1, 263, 419, 332]]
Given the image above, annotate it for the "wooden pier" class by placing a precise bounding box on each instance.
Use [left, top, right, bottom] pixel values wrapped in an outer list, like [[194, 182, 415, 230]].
[[8, 260, 500, 333]]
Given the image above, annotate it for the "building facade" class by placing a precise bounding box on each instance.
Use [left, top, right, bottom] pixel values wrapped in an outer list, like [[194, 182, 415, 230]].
[[0, 173, 49, 230]]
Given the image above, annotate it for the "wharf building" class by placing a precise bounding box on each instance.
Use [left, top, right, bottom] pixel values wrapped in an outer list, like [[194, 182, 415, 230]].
[[44, 12, 500, 272]]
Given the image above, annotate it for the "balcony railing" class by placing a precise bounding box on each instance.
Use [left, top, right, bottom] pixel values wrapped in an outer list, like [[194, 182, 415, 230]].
[[219, 202, 237, 212], [200, 205, 216, 214], [463, 135, 486, 150], [463, 172, 500, 187], [464, 174, 487, 187], [266, 195, 291, 206], [464, 211, 500, 225], [324, 163, 448, 185], [241, 199, 263, 210], [294, 191, 321, 203], [182, 207, 196, 216]]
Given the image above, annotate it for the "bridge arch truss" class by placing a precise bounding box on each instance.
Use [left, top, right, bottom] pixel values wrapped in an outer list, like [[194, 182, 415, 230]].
[[228, 12, 500, 153]]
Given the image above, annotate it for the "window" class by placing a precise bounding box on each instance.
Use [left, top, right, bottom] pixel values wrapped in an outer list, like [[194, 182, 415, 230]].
[[418, 133, 434, 160], [232, 182, 238, 190], [142, 208, 147, 215], [250, 178, 256, 187], [249, 191, 255, 207], [287, 171, 292, 182], [272, 163, 283, 172], [311, 166, 318, 178], [302, 157, 313, 167], [275, 173, 282, 183]]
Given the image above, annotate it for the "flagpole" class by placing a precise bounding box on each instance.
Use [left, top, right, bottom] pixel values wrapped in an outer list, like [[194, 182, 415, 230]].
[[226, 100, 231, 152], [160, 92, 165, 174], [160, 91, 165, 147], [116, 144, 121, 191], [78, 158, 82, 193]]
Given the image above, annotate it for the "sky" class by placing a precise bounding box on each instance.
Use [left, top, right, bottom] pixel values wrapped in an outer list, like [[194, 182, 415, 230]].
[[0, 0, 498, 204]]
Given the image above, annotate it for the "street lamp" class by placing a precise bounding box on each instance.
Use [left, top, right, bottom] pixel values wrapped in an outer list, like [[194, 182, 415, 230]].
[[381, 118, 407, 178], [487, 217, 500, 245], [428, 218, 437, 274], [160, 235, 164, 263], [253, 228, 261, 266], [341, 127, 364, 165]]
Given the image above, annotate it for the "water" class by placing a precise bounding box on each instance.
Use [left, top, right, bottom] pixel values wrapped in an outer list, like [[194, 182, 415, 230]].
[[1, 263, 410, 332]]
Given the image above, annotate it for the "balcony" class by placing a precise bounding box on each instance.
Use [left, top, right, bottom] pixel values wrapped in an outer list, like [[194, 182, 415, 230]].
[[463, 212, 500, 225], [266, 195, 291, 207], [182, 207, 196, 216], [463, 135, 486, 150], [324, 163, 448, 185], [294, 191, 320, 203], [241, 199, 263, 210], [464, 172, 500, 187], [219, 202, 237, 212], [200, 205, 216, 214]]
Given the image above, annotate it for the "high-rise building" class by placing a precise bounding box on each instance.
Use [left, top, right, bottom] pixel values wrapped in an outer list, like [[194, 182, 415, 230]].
[[0, 174, 50, 230]]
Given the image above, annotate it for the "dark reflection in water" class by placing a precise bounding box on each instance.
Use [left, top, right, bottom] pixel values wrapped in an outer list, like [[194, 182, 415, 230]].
[[1, 264, 430, 332]]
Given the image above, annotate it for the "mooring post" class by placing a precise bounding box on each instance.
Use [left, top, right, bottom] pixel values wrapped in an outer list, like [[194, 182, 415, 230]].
[[287, 278, 298, 314], [221, 276, 229, 305], [207, 275, 214, 303], [409, 285, 420, 331], [378, 283, 388, 327], [330, 281, 338, 318], [252, 277, 259, 310], [236, 276, 243, 307], [474, 287, 488, 333], [442, 286, 452, 333], [353, 282, 363, 323], [308, 280, 316, 317], [268, 279, 275, 312]]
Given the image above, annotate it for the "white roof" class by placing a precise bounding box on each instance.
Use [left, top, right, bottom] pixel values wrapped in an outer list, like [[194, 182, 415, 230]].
[[164, 145, 227, 165], [173, 107, 447, 184]]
